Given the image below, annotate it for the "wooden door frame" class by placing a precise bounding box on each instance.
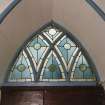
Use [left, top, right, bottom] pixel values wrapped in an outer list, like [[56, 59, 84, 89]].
[[0, 85, 104, 105]]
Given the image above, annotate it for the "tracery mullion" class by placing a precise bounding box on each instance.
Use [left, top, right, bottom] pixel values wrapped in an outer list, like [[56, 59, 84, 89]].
[[73, 52, 82, 80], [8, 51, 22, 82], [24, 48, 37, 81], [53, 47, 68, 80], [35, 32, 53, 80], [38, 31, 67, 81], [36, 47, 51, 81], [41, 32, 52, 45], [81, 50, 98, 81], [67, 47, 79, 75], [68, 47, 81, 81], [37, 35, 38, 65], [22, 51, 32, 81], [53, 32, 64, 45]]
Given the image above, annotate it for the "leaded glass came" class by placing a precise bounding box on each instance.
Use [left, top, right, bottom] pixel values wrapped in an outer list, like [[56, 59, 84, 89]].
[[7, 21, 98, 83]]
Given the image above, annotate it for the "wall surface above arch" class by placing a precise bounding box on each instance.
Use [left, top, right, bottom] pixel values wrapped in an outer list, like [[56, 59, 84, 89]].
[[0, 0, 105, 84]]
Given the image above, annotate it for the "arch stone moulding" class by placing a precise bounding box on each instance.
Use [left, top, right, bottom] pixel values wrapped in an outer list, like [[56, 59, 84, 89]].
[[3, 21, 100, 87], [0, 0, 21, 23]]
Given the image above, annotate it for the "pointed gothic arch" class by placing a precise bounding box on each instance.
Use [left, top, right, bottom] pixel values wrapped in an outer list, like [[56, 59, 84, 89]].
[[4, 21, 100, 86]]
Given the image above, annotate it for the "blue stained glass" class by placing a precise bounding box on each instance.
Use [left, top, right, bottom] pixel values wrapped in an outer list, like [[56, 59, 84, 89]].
[[59, 38, 66, 46], [29, 39, 37, 47], [27, 35, 49, 72], [76, 55, 88, 67], [22, 69, 31, 78], [8, 22, 98, 83], [11, 70, 21, 79], [74, 68, 84, 78], [71, 52, 96, 81], [68, 47, 76, 61], [38, 37, 47, 46], [40, 51, 65, 81], [8, 50, 34, 82], [15, 70, 21, 78], [56, 35, 78, 72], [43, 54, 62, 79], [59, 47, 68, 62], [84, 68, 95, 78], [58, 36, 77, 62]]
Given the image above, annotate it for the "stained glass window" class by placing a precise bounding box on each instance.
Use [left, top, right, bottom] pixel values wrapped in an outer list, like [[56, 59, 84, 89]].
[[40, 51, 65, 81], [26, 35, 49, 72], [70, 52, 96, 81], [8, 50, 34, 82], [7, 21, 99, 84]]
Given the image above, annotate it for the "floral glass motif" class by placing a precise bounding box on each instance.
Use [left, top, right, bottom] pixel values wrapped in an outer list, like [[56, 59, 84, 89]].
[[8, 22, 97, 82], [40, 51, 65, 81]]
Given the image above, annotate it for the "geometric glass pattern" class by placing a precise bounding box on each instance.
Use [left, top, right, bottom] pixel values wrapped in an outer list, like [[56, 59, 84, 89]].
[[55, 35, 79, 72], [26, 35, 49, 72], [70, 52, 96, 81], [7, 21, 98, 83], [40, 51, 65, 81], [8, 50, 34, 82]]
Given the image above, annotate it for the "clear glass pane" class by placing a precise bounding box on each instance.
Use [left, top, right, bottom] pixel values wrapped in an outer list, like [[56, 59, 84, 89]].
[[40, 51, 65, 81]]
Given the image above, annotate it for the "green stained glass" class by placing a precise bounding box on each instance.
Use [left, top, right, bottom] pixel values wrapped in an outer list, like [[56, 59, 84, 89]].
[[48, 64, 57, 72], [17, 64, 26, 72], [79, 64, 87, 72]]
